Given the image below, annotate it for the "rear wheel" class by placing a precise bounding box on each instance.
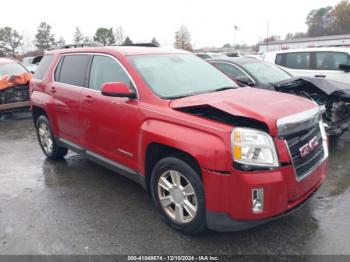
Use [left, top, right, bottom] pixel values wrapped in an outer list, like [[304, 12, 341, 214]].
[[36, 115, 68, 160], [151, 157, 207, 234]]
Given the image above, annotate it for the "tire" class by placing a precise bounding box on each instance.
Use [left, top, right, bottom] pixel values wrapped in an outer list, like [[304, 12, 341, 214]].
[[35, 115, 68, 160], [150, 157, 207, 234]]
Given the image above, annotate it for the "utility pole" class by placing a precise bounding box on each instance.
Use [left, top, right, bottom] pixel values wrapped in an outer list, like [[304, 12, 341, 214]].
[[234, 25, 239, 49], [266, 21, 270, 52]]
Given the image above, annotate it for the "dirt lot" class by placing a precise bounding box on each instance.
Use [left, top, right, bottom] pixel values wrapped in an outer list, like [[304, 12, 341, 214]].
[[0, 112, 350, 255]]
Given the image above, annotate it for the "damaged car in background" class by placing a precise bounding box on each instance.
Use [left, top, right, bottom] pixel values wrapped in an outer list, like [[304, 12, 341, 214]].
[[0, 58, 32, 118], [209, 57, 350, 136]]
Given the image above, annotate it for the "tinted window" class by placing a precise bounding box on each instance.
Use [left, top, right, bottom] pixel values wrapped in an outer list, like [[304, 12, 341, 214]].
[[285, 52, 310, 69], [315, 52, 349, 70], [129, 54, 237, 99], [214, 62, 246, 79], [33, 55, 53, 80], [89, 55, 133, 91], [58, 55, 90, 87], [275, 54, 283, 66]]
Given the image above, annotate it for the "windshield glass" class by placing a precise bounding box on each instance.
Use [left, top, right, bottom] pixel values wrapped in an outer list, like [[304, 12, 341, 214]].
[[129, 54, 237, 98], [0, 63, 27, 77], [242, 62, 291, 85]]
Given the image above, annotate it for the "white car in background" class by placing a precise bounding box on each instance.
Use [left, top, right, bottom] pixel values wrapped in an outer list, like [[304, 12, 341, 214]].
[[264, 48, 350, 84]]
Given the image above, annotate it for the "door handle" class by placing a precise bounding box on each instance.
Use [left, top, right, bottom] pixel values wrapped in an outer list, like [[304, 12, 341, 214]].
[[314, 75, 326, 78], [83, 95, 94, 102], [50, 87, 56, 94]]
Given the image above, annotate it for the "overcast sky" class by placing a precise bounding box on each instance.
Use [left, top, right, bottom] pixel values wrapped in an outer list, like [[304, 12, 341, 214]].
[[1, 0, 341, 50]]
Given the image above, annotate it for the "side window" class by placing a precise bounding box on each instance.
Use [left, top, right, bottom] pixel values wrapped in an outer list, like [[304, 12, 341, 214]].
[[57, 55, 90, 87], [285, 52, 310, 69], [315, 52, 349, 70], [214, 62, 246, 79], [34, 55, 53, 80], [275, 54, 284, 66], [89, 55, 133, 91]]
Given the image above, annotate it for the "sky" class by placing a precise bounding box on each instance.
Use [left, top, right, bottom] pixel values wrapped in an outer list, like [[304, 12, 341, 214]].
[[0, 0, 341, 50]]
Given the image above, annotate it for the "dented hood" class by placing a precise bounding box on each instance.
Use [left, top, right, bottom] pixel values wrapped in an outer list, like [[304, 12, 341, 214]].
[[170, 87, 317, 135], [274, 77, 350, 99]]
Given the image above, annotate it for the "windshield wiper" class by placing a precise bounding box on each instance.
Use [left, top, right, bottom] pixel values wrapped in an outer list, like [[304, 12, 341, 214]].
[[208, 86, 236, 93], [165, 86, 237, 99]]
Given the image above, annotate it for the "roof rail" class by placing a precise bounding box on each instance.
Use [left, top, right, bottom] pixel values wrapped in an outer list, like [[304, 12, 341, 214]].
[[54, 42, 103, 50], [122, 43, 160, 47]]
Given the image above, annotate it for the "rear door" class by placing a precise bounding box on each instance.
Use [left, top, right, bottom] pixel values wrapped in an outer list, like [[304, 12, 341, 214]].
[[276, 52, 314, 78], [51, 54, 90, 145]]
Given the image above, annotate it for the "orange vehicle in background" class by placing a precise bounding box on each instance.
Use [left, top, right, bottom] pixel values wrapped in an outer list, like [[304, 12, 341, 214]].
[[0, 58, 32, 116]]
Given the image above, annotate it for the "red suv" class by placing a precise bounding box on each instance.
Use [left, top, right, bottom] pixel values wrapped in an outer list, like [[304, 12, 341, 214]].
[[30, 47, 328, 234]]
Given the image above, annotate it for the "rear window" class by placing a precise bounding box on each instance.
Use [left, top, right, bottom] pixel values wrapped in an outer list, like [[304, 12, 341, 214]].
[[0, 62, 28, 77], [34, 55, 53, 80], [55, 55, 90, 87]]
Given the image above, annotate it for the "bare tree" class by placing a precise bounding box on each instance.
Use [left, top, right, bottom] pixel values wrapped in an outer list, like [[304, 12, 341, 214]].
[[0, 27, 23, 57], [115, 25, 124, 45], [174, 25, 193, 51]]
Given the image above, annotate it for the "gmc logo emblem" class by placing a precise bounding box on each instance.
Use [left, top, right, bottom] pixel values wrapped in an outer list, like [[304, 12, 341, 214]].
[[299, 136, 320, 158]]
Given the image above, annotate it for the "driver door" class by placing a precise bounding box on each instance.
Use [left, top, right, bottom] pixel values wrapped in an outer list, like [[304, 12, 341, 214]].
[[80, 55, 140, 170]]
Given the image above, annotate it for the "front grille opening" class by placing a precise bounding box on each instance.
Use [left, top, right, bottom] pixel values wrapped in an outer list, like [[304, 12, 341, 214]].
[[286, 124, 324, 179], [0, 85, 29, 105]]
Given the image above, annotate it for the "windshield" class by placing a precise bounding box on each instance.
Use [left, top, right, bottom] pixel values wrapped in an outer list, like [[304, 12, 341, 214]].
[[242, 62, 291, 85], [129, 54, 238, 98], [0, 63, 28, 77]]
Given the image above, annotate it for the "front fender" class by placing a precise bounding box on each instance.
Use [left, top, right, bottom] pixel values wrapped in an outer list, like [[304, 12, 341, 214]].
[[138, 119, 231, 174]]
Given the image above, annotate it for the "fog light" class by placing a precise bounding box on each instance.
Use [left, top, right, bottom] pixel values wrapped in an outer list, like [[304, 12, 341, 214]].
[[252, 188, 264, 214]]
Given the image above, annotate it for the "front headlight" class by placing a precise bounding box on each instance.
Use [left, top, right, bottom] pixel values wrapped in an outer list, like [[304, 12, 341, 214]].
[[231, 127, 279, 168]]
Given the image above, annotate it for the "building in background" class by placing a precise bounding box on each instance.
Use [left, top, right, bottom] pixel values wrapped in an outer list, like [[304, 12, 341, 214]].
[[259, 34, 350, 53]]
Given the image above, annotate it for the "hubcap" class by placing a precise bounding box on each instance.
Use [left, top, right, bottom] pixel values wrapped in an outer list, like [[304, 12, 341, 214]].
[[38, 123, 53, 155], [157, 170, 197, 224]]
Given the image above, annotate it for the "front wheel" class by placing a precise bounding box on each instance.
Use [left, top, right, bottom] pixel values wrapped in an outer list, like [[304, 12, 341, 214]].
[[150, 157, 207, 234], [36, 115, 68, 160]]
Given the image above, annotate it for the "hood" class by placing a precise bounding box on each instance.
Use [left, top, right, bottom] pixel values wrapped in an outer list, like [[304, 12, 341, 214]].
[[170, 87, 317, 136], [274, 77, 350, 100]]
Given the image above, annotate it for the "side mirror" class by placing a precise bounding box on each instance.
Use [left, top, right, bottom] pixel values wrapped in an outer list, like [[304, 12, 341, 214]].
[[101, 82, 136, 98], [235, 75, 255, 87], [339, 64, 350, 73]]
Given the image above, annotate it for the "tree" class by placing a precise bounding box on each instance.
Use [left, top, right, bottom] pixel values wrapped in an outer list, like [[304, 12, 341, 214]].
[[35, 22, 55, 50], [0, 27, 23, 57], [73, 27, 84, 43], [122, 36, 133, 46], [285, 32, 307, 40], [174, 25, 193, 51], [115, 25, 124, 45], [93, 27, 116, 46], [151, 37, 160, 46], [56, 37, 66, 47], [222, 43, 232, 48], [83, 36, 92, 43], [330, 0, 350, 34], [306, 7, 333, 37]]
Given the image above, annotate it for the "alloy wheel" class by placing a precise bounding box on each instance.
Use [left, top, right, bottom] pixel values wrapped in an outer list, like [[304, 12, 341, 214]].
[[38, 122, 53, 155], [157, 170, 198, 224]]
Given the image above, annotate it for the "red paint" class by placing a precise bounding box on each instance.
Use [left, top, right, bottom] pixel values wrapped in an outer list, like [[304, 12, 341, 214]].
[[30, 47, 327, 222]]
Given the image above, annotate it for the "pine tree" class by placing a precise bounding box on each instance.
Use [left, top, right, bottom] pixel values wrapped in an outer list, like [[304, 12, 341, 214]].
[[35, 22, 55, 50], [73, 27, 84, 43]]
